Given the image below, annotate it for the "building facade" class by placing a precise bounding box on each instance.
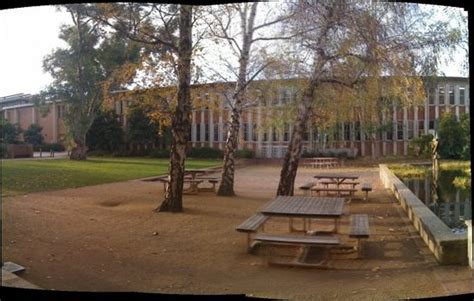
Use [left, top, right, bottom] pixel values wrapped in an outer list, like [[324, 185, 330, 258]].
[[1, 77, 469, 157]]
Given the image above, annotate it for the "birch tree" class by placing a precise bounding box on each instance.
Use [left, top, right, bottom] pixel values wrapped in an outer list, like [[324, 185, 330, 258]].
[[276, 1, 464, 195], [204, 2, 294, 196]]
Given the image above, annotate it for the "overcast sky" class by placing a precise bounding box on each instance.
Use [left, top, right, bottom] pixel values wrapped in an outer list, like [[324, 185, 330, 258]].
[[0, 4, 468, 97]]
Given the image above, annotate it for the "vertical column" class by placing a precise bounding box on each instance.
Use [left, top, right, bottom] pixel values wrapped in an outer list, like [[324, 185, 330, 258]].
[[268, 127, 273, 158], [382, 111, 386, 156], [31, 107, 36, 124], [414, 106, 419, 138], [435, 85, 439, 119], [424, 91, 429, 135], [209, 109, 214, 147], [309, 125, 314, 152], [200, 110, 205, 145], [257, 104, 262, 156], [247, 109, 253, 147], [52, 103, 58, 143], [392, 105, 397, 156], [455, 84, 460, 119], [191, 111, 196, 147], [218, 100, 224, 149], [122, 100, 128, 128], [360, 131, 365, 157], [466, 86, 470, 114], [403, 106, 408, 155]]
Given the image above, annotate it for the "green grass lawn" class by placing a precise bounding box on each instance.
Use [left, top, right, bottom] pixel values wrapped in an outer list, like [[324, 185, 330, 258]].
[[1, 157, 220, 196]]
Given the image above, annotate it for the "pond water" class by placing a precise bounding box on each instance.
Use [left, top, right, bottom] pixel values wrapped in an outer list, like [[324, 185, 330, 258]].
[[401, 169, 471, 233]]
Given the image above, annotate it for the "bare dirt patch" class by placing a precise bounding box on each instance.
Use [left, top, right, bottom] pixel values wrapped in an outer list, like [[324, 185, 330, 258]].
[[3, 164, 472, 299]]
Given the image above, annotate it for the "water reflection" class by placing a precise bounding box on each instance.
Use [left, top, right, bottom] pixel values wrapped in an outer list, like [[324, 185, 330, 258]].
[[402, 169, 471, 233]]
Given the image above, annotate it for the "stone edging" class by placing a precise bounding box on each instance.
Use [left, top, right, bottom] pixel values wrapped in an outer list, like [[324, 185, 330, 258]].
[[379, 164, 467, 265]]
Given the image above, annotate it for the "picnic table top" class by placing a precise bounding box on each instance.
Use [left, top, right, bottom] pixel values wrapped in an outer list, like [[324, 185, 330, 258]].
[[313, 174, 359, 180], [259, 196, 345, 218]]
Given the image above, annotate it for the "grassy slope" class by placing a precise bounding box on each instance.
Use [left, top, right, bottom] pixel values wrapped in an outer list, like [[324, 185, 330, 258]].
[[1, 157, 220, 196]]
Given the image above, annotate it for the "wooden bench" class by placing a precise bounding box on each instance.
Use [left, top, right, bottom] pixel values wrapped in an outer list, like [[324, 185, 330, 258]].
[[196, 176, 220, 192], [349, 214, 370, 258], [311, 187, 358, 200], [320, 180, 359, 188], [236, 214, 270, 251], [299, 182, 315, 196], [253, 233, 341, 264], [361, 183, 372, 201]]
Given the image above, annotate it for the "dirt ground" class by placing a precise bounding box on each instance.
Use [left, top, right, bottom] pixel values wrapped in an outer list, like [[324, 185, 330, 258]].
[[3, 164, 473, 300]]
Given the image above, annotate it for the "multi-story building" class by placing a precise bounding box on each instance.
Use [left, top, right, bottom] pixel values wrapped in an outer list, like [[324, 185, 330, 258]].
[[1, 93, 67, 144], [1, 76, 469, 157]]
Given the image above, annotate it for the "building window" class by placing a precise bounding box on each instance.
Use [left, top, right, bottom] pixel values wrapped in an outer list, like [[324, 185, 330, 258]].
[[459, 86, 465, 105], [263, 130, 268, 142], [449, 85, 455, 105], [57, 105, 64, 118], [429, 120, 435, 130], [283, 124, 290, 141], [312, 128, 319, 143], [354, 122, 361, 141], [252, 124, 257, 141], [438, 86, 445, 105], [418, 120, 425, 136], [303, 128, 309, 141], [386, 126, 393, 141], [280, 90, 291, 105], [196, 123, 201, 141], [243, 123, 249, 141], [428, 89, 435, 105], [397, 121, 404, 140], [407, 120, 414, 139], [204, 124, 209, 142], [272, 127, 278, 141], [213, 123, 219, 142]]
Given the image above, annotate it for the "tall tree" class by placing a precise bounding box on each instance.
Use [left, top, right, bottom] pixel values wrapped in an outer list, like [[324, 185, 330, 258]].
[[89, 4, 194, 212], [204, 3, 294, 196], [276, 1, 463, 195], [40, 4, 141, 160]]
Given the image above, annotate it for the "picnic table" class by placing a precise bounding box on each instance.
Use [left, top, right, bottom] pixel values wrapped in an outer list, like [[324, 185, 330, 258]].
[[259, 196, 345, 233], [313, 173, 359, 188], [303, 157, 340, 168], [185, 168, 213, 180]]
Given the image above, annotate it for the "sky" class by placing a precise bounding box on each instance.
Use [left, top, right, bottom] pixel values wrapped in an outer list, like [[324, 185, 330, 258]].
[[0, 4, 469, 97]]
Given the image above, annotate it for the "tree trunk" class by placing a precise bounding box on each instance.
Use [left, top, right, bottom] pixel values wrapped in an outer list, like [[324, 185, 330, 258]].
[[70, 135, 88, 160], [217, 3, 258, 196], [158, 5, 193, 212], [276, 85, 316, 196], [217, 108, 240, 196]]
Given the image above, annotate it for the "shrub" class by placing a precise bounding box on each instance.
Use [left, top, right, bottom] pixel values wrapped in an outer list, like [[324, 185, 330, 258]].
[[234, 149, 255, 159], [148, 148, 170, 158], [438, 112, 465, 159], [35, 143, 65, 152], [86, 109, 124, 152], [187, 147, 223, 159], [0, 118, 22, 144], [23, 124, 44, 146], [408, 133, 433, 157]]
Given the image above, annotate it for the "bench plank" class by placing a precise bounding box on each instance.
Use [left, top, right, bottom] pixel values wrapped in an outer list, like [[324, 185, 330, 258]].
[[236, 214, 269, 233], [349, 214, 370, 238], [254, 233, 340, 245]]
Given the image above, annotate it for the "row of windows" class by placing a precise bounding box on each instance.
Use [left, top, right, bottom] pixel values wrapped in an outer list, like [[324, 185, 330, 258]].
[[429, 85, 468, 105], [191, 120, 439, 143]]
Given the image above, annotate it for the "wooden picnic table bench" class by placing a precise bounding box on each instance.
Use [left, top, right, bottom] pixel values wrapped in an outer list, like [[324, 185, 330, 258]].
[[361, 183, 373, 201], [236, 214, 270, 251], [349, 214, 370, 258], [299, 182, 315, 196], [156, 177, 203, 194], [195, 176, 220, 192], [320, 180, 359, 188], [311, 187, 358, 200]]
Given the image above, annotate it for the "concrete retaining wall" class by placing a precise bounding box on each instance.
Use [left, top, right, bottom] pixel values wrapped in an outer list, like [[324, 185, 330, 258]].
[[379, 164, 467, 265]]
